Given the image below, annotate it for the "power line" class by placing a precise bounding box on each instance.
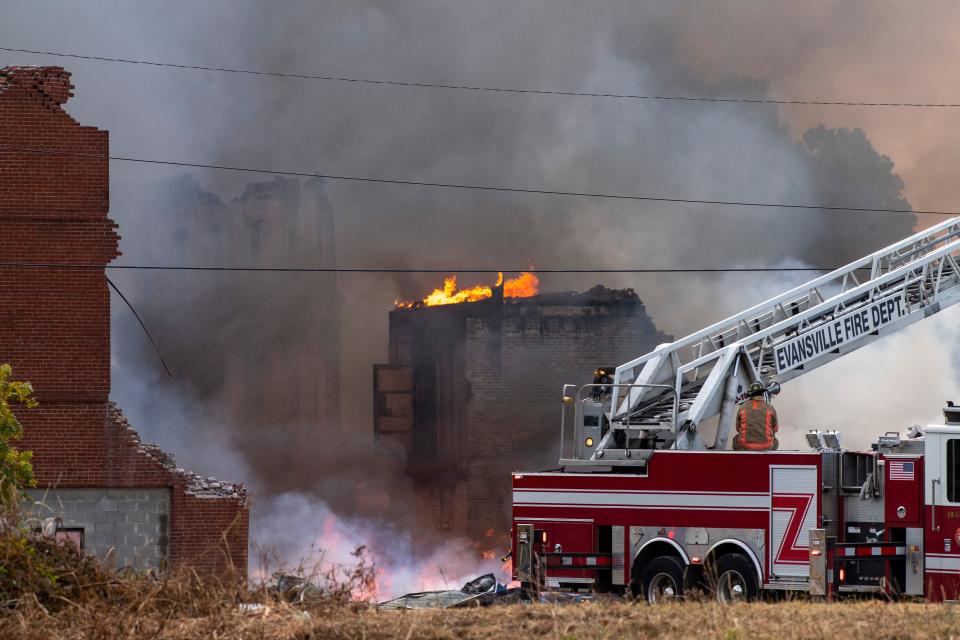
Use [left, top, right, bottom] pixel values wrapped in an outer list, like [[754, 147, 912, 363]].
[[1, 144, 952, 217], [3, 46, 959, 109], [106, 276, 173, 378], [0, 262, 869, 274]]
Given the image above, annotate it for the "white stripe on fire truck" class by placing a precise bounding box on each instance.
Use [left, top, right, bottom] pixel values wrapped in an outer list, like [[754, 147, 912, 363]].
[[926, 554, 960, 572], [513, 490, 769, 510]]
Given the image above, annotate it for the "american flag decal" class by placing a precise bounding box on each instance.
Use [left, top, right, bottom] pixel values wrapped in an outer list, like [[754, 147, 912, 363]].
[[889, 460, 915, 481]]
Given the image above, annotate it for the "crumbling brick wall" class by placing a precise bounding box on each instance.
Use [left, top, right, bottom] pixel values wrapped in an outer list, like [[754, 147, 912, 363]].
[[0, 66, 248, 574]]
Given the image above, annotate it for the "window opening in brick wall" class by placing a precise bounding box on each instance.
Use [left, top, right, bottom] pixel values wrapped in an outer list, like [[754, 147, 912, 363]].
[[32, 527, 85, 552]]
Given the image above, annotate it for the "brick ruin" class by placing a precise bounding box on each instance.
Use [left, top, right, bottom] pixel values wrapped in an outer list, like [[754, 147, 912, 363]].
[[0, 66, 248, 573], [131, 173, 341, 491], [374, 285, 671, 541]]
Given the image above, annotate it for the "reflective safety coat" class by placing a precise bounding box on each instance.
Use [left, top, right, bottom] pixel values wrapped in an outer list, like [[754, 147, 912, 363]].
[[732, 398, 779, 451]]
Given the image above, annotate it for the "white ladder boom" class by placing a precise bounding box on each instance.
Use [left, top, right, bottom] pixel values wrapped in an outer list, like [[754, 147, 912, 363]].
[[609, 217, 960, 450]]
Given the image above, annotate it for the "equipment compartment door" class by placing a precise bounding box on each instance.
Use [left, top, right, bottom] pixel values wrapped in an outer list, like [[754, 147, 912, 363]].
[[925, 431, 960, 600], [769, 465, 818, 578]]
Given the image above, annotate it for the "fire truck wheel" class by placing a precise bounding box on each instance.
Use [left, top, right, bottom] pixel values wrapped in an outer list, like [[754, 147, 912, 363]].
[[712, 554, 758, 604], [638, 556, 685, 604]]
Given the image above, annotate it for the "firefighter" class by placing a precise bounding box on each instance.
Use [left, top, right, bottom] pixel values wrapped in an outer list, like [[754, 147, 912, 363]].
[[732, 382, 779, 451]]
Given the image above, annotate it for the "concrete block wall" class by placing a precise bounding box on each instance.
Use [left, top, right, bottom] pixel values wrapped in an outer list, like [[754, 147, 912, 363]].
[[24, 488, 171, 570]]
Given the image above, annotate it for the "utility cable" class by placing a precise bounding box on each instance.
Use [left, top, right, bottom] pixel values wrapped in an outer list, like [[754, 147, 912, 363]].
[[106, 276, 173, 378], [0, 262, 878, 274], [0, 144, 953, 217], [3, 46, 959, 108]]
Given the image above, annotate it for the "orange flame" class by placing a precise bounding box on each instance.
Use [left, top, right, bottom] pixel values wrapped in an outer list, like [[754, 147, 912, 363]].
[[396, 271, 539, 308]]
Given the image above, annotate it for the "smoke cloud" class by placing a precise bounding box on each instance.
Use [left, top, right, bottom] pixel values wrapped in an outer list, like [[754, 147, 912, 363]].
[[3, 0, 957, 591]]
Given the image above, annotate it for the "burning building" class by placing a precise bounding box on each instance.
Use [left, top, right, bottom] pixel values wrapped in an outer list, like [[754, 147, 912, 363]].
[[374, 274, 670, 541], [0, 66, 248, 573]]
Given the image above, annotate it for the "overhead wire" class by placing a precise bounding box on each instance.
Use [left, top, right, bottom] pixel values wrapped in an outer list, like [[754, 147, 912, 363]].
[[106, 276, 173, 378], [1, 144, 955, 217], [0, 262, 877, 274], [3, 46, 960, 108]]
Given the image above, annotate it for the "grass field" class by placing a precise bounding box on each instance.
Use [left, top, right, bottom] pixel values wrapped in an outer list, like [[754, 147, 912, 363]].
[[4, 600, 960, 639]]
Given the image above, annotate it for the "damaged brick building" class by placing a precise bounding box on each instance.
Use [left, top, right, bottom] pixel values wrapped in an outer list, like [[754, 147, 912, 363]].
[[374, 284, 670, 540], [0, 66, 248, 572]]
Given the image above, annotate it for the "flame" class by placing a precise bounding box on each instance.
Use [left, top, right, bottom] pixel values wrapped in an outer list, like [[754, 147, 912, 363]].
[[503, 271, 538, 298], [396, 271, 539, 308]]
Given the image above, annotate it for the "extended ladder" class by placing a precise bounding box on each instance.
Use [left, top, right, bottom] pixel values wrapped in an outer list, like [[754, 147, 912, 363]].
[[605, 217, 960, 452]]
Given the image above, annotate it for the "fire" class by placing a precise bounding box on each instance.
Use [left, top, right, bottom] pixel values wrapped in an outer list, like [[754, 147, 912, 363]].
[[396, 271, 539, 308], [503, 272, 538, 298]]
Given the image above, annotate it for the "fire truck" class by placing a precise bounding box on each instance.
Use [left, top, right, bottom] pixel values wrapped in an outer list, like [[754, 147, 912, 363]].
[[511, 217, 960, 602]]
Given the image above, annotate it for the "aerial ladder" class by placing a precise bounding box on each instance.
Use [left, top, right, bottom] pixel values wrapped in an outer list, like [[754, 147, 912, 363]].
[[563, 217, 960, 465]]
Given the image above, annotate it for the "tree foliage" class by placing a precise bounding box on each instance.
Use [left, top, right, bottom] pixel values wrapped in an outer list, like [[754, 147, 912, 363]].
[[0, 363, 37, 510]]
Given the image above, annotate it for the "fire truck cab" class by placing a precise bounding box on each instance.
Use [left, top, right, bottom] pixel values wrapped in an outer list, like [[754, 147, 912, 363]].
[[511, 218, 960, 602]]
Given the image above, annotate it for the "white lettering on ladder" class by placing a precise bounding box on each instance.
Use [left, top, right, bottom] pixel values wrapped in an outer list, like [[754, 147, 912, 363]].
[[774, 295, 908, 374]]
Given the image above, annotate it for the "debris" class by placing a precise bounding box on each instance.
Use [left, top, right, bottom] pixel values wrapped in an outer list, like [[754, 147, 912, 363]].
[[269, 573, 327, 606], [239, 603, 268, 616], [377, 573, 521, 610], [538, 591, 597, 604]]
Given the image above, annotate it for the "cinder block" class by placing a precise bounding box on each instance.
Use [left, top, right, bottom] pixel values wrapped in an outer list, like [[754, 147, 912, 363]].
[[93, 533, 118, 548]]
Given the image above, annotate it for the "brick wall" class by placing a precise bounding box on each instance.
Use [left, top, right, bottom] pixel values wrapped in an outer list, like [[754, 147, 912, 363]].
[[0, 65, 248, 575]]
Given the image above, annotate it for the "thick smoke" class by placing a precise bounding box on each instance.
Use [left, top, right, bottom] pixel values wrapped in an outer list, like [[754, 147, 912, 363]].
[[3, 0, 957, 593]]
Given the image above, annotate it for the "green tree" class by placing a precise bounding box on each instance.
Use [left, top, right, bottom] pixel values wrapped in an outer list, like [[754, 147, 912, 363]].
[[0, 364, 37, 511]]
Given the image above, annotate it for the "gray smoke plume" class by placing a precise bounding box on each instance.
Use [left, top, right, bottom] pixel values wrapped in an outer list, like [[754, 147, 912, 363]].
[[3, 0, 957, 592]]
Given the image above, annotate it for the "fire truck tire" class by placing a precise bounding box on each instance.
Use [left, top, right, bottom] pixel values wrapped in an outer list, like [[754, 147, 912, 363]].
[[712, 554, 759, 603], [637, 556, 685, 604]]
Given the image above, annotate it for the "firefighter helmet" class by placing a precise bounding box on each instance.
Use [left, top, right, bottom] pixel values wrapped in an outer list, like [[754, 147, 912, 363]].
[[747, 382, 766, 397]]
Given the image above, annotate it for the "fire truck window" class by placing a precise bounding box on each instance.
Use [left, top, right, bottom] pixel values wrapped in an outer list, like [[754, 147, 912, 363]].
[[947, 440, 960, 503]]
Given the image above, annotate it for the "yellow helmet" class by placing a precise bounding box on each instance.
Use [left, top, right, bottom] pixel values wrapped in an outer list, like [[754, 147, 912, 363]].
[[747, 382, 766, 397]]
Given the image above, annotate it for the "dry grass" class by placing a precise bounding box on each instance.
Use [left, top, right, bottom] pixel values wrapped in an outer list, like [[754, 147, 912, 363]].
[[5, 600, 960, 640], [2, 520, 960, 639]]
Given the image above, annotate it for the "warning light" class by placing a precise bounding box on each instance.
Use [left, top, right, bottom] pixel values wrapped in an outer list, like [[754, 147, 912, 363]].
[[810, 549, 822, 557], [691, 556, 703, 564], [667, 530, 676, 540], [839, 567, 846, 582], [540, 531, 548, 544], [585, 437, 594, 447]]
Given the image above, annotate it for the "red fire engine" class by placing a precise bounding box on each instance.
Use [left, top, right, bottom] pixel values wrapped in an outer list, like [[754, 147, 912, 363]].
[[512, 218, 960, 602]]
